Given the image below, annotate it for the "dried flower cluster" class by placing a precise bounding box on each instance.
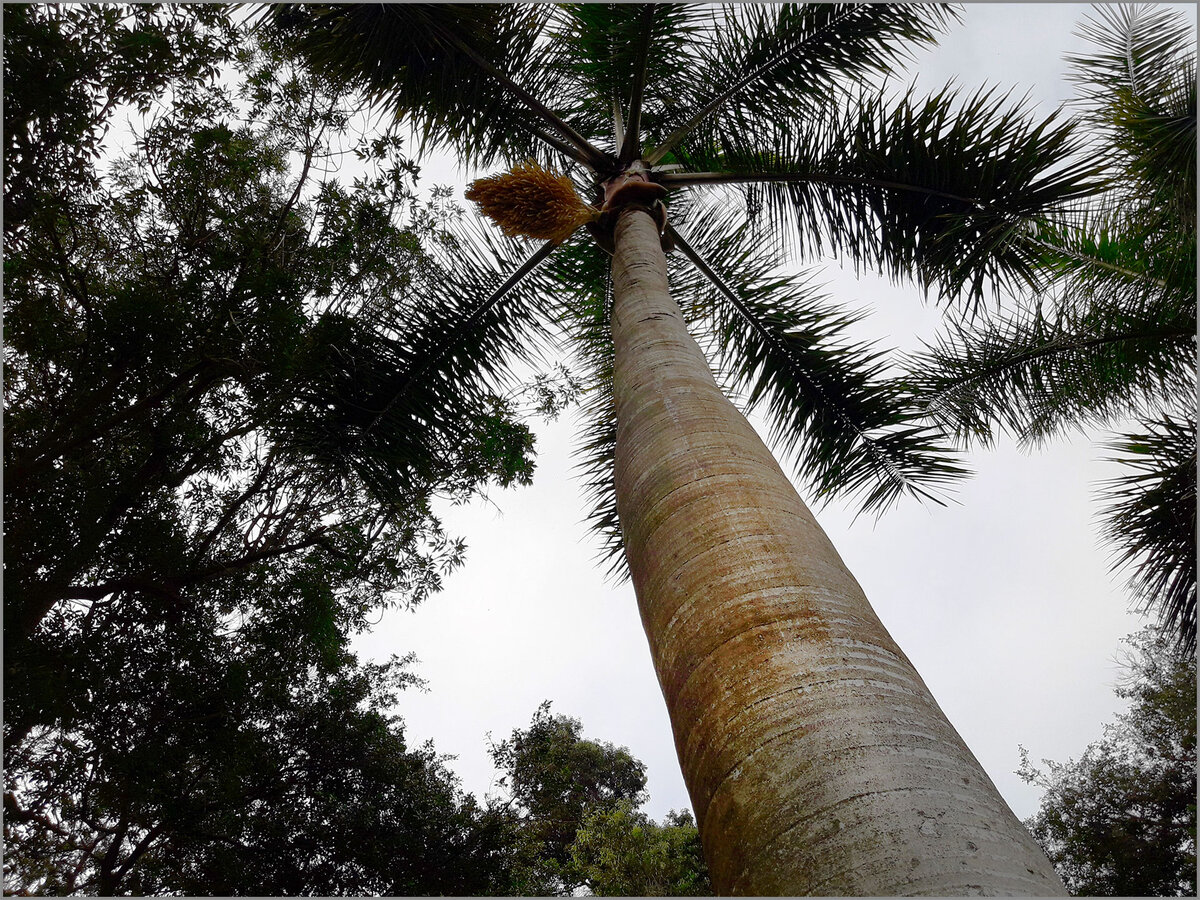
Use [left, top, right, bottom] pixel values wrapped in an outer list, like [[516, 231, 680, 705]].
[[465, 159, 598, 243]]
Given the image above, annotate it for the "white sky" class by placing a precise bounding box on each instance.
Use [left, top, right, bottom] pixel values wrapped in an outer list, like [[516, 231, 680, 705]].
[[352, 3, 1188, 824]]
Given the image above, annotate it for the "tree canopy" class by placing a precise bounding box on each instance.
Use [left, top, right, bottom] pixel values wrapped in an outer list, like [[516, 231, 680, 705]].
[[488, 703, 711, 896], [571, 803, 712, 896], [266, 3, 1099, 571], [1019, 630, 1196, 897], [3, 6, 554, 893]]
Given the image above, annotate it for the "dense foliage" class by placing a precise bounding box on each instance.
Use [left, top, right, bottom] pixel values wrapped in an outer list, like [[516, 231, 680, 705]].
[[2, 3, 235, 240], [571, 803, 712, 896], [489, 703, 712, 896], [3, 5, 548, 893], [1019, 631, 1196, 897], [5, 644, 521, 895]]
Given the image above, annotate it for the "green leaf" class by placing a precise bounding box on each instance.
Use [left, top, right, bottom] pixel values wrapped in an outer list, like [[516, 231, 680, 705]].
[[668, 213, 969, 515], [1101, 418, 1197, 655], [646, 3, 957, 164], [665, 85, 1100, 304], [1068, 5, 1197, 240], [263, 4, 604, 168], [906, 288, 1195, 448]]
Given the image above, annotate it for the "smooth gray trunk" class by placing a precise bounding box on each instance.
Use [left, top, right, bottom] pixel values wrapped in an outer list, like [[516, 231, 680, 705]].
[[609, 206, 1066, 896]]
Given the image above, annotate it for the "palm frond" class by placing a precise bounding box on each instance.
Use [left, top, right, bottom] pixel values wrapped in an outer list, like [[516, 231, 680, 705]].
[[544, 238, 627, 575], [665, 84, 1100, 305], [1068, 4, 1197, 235], [541, 3, 708, 166], [262, 4, 608, 169], [1032, 193, 1196, 306], [906, 286, 1196, 448], [281, 217, 560, 502], [667, 213, 969, 515], [645, 3, 957, 165], [1100, 416, 1197, 655], [1069, 4, 1195, 109]]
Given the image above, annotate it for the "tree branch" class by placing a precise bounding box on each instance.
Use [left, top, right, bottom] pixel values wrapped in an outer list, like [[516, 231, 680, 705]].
[[191, 451, 279, 564], [110, 822, 167, 887], [57, 530, 330, 608], [921, 326, 1194, 419], [1027, 235, 1170, 288], [6, 358, 214, 484]]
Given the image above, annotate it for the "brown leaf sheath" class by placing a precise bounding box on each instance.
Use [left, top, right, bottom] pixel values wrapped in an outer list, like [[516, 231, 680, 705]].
[[609, 207, 1066, 896]]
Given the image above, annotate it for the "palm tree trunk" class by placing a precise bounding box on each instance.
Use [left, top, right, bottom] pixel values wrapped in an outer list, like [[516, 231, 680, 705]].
[[609, 207, 1066, 896]]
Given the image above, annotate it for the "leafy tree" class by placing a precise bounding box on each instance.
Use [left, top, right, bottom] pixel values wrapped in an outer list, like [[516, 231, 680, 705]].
[[570, 803, 712, 897], [1018, 630, 1197, 897], [488, 703, 648, 894], [4, 3, 540, 730], [2, 3, 237, 239], [3, 6, 550, 893], [268, 4, 1101, 893], [908, 4, 1197, 651], [488, 703, 711, 896], [3, 634, 518, 895]]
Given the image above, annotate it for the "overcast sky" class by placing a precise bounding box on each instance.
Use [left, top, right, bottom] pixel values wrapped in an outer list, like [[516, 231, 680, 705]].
[[352, 3, 1187, 824]]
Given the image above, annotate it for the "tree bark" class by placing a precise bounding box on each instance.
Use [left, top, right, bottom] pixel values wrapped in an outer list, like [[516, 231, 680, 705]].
[[609, 207, 1066, 896]]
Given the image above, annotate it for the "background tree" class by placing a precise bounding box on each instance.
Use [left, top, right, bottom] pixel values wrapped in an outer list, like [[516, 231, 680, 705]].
[[3, 6, 556, 893], [908, 4, 1197, 650], [269, 4, 1096, 893], [570, 803, 712, 897], [488, 702, 648, 894], [3, 641, 520, 895], [488, 703, 710, 897], [2, 3, 235, 240], [1018, 630, 1196, 897], [4, 3, 543, 664]]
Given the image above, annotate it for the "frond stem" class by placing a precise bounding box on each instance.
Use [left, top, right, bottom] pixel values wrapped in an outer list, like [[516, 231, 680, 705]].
[[1027, 236, 1170, 288], [660, 169, 984, 206], [644, 5, 863, 166], [364, 239, 561, 434], [670, 172, 1153, 293], [619, 4, 655, 164], [530, 125, 596, 167], [437, 27, 613, 170]]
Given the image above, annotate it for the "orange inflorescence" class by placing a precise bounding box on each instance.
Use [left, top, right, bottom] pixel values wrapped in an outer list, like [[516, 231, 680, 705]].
[[465, 159, 598, 243]]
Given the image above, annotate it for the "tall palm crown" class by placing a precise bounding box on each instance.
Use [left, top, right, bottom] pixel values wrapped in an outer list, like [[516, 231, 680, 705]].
[[270, 3, 1092, 556], [269, 4, 1095, 894]]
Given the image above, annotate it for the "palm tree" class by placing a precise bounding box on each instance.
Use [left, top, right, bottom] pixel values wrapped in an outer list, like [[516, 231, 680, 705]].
[[268, 5, 1097, 894], [908, 4, 1196, 653]]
